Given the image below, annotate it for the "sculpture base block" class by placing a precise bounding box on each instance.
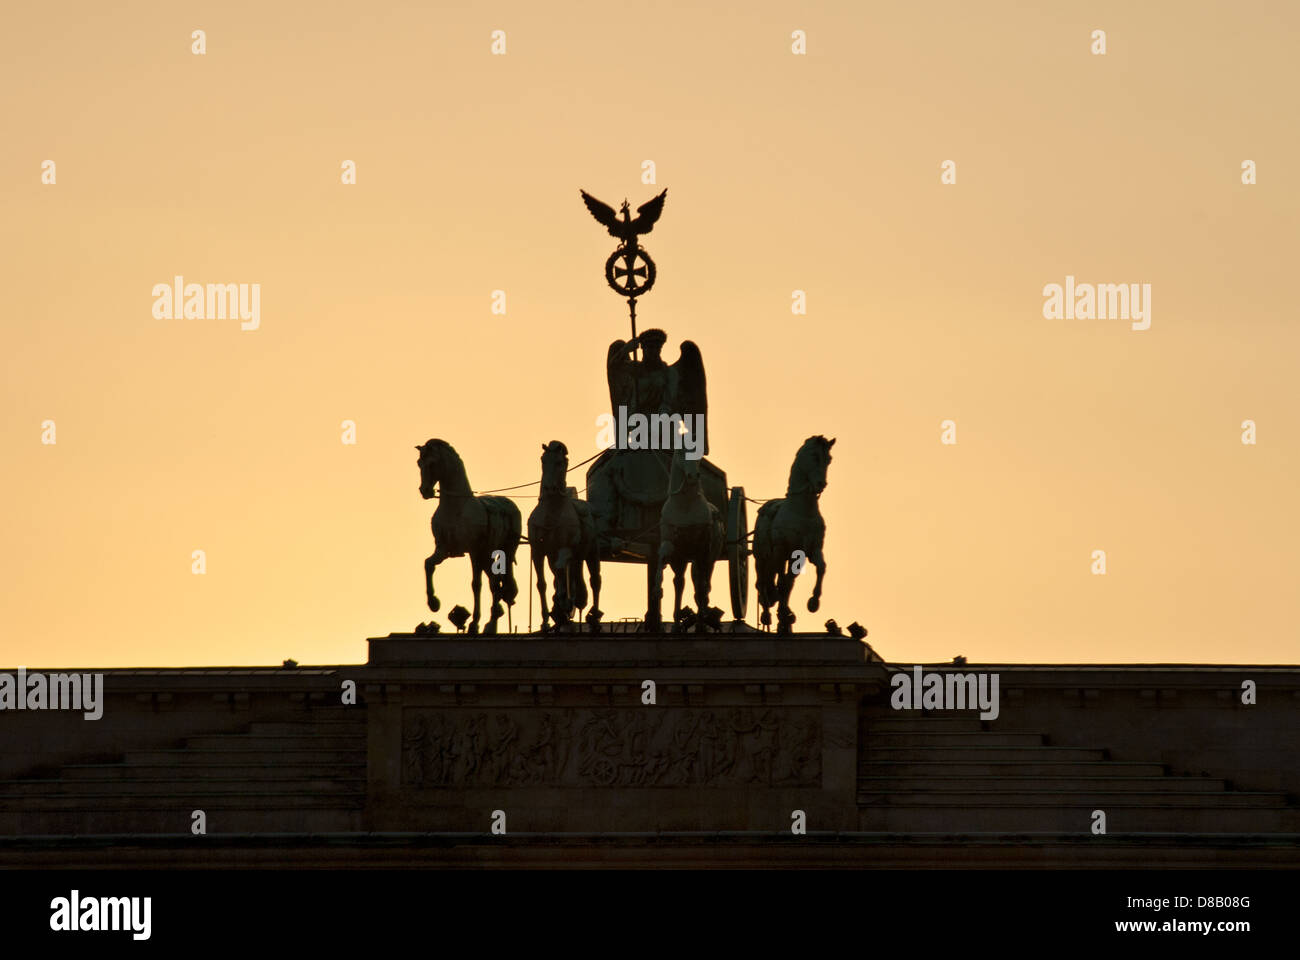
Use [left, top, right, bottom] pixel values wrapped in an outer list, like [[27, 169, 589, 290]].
[[362, 631, 886, 834]]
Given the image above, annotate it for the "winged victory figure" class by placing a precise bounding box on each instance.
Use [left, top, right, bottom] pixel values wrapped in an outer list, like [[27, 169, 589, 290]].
[[606, 328, 708, 457]]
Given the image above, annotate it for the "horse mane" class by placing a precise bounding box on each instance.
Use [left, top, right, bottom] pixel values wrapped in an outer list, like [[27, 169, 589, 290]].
[[420, 439, 471, 493], [422, 438, 461, 463]]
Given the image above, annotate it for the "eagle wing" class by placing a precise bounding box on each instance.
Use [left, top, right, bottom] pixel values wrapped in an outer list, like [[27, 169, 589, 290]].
[[606, 338, 636, 420], [631, 189, 667, 235], [580, 190, 621, 235]]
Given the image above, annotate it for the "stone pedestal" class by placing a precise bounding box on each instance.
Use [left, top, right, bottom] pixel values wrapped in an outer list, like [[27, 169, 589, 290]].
[[362, 630, 887, 834]]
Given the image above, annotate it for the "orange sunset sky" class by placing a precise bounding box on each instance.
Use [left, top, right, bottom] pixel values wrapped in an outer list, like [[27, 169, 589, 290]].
[[2, 1, 1297, 668]]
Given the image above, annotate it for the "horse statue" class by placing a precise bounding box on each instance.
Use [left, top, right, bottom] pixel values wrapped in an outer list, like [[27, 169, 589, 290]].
[[527, 440, 602, 632], [651, 448, 725, 632], [416, 439, 521, 635], [753, 436, 834, 634]]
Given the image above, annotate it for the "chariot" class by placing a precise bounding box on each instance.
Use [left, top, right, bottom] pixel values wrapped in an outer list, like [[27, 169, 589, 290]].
[[585, 446, 749, 620]]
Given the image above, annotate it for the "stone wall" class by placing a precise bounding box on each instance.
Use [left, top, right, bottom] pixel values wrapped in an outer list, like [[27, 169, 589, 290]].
[[0, 668, 348, 780], [1, 641, 1297, 867], [956, 664, 1300, 794]]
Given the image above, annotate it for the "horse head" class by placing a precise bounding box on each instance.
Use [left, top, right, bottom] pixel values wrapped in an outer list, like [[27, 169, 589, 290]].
[[416, 438, 453, 499], [539, 440, 569, 496], [789, 435, 835, 496], [668, 447, 703, 497]]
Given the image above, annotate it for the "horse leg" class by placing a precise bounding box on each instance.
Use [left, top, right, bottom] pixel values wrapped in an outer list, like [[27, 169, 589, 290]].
[[425, 547, 450, 613], [547, 557, 563, 626], [671, 558, 687, 629], [777, 568, 796, 635], [692, 560, 713, 632], [568, 547, 588, 620], [807, 544, 826, 613], [468, 560, 483, 635], [484, 560, 504, 637], [754, 554, 773, 628], [555, 547, 575, 627], [532, 548, 550, 633], [646, 539, 666, 631], [586, 548, 603, 630]]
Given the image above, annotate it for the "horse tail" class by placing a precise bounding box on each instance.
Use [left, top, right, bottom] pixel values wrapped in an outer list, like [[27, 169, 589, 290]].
[[753, 499, 780, 558], [576, 500, 602, 615], [753, 498, 783, 606], [571, 562, 589, 611], [483, 496, 522, 604], [502, 500, 521, 604]]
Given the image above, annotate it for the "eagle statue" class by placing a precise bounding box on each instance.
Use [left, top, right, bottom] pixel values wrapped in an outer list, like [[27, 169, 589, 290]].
[[580, 189, 667, 243]]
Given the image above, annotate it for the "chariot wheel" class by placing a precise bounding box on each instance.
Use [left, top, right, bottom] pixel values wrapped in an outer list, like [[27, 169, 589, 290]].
[[726, 486, 749, 620], [589, 757, 617, 786]]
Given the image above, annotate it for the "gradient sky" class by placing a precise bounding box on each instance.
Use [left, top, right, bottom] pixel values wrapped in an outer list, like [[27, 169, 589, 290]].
[[2, 1, 1297, 667]]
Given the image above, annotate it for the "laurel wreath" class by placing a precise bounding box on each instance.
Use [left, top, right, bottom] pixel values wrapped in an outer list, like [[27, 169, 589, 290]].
[[604, 247, 656, 298]]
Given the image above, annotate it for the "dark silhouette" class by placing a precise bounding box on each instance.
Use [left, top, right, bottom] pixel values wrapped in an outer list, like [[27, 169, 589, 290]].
[[416, 439, 520, 636], [754, 437, 834, 634], [586, 331, 746, 624], [606, 328, 708, 455], [402, 195, 848, 634], [528, 441, 602, 633], [580, 189, 667, 242], [652, 449, 726, 632], [579, 190, 747, 626], [582, 188, 667, 337], [447, 605, 470, 632]]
